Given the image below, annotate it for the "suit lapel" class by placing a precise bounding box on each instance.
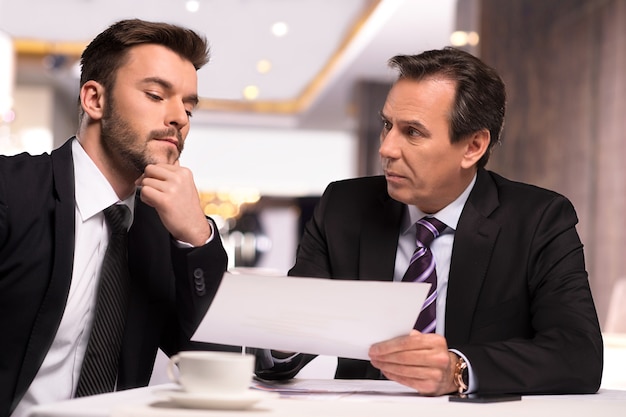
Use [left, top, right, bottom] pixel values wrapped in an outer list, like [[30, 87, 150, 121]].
[[359, 187, 404, 281], [445, 170, 501, 344], [12, 139, 76, 411]]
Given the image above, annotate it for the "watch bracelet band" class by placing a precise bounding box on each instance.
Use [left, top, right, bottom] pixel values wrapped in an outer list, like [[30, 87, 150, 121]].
[[454, 356, 469, 393]]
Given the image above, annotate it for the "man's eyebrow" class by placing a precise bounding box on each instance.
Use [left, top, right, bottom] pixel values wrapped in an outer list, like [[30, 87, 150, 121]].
[[379, 110, 431, 136], [379, 110, 427, 128], [140, 77, 199, 106], [141, 76, 172, 90]]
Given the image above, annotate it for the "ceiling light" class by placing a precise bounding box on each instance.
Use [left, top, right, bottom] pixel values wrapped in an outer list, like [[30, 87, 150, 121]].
[[467, 32, 480, 46], [450, 31, 468, 46], [271, 22, 288, 37], [185, 0, 200, 13], [450, 31, 480, 47], [243, 85, 259, 101], [1, 109, 15, 124], [256, 59, 272, 74]]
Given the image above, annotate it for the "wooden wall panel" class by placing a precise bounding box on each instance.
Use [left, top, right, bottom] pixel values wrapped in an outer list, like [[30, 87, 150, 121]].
[[355, 80, 390, 177], [480, 0, 626, 325]]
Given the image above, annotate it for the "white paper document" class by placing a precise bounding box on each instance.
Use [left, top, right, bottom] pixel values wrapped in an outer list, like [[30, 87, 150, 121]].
[[193, 272, 430, 360], [253, 378, 419, 396]]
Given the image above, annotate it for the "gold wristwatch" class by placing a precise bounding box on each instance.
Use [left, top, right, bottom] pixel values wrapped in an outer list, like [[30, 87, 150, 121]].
[[453, 355, 469, 393]]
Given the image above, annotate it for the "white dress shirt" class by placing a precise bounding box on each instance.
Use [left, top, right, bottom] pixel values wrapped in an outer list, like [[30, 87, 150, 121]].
[[393, 174, 477, 391], [12, 139, 135, 417]]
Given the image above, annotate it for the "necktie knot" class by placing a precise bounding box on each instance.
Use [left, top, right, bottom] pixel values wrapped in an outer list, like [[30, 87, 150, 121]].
[[104, 204, 130, 235], [415, 216, 446, 248]]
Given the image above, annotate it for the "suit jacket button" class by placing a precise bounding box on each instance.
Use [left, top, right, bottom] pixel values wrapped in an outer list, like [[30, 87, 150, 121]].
[[193, 268, 206, 295], [195, 281, 206, 296]]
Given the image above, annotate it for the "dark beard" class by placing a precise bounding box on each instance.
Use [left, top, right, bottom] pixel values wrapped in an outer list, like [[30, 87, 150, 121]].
[[100, 97, 184, 176]]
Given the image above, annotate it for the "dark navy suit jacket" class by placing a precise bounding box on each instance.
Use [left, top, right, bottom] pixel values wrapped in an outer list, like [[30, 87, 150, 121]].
[[0, 138, 228, 416], [257, 170, 603, 395]]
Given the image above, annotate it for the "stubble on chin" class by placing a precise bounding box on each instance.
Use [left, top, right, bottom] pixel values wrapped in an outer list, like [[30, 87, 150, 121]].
[[146, 127, 184, 165], [116, 146, 149, 177], [144, 139, 181, 167]]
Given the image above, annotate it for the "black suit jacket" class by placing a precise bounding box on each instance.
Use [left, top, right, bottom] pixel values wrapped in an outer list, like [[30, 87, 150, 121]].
[[257, 170, 603, 395], [0, 139, 228, 416]]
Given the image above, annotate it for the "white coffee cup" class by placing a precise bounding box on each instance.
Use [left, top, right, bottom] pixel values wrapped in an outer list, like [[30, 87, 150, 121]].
[[166, 351, 255, 395]]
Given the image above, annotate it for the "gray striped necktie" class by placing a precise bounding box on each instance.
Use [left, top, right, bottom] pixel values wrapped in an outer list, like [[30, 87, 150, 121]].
[[75, 204, 130, 397], [402, 216, 447, 333]]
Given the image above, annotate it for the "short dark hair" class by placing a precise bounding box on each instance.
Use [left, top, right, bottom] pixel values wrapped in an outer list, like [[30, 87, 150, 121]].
[[79, 19, 210, 115], [388, 47, 506, 169]]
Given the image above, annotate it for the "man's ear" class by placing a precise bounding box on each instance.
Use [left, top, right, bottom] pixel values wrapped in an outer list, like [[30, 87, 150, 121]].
[[79, 80, 106, 121], [461, 129, 490, 169]]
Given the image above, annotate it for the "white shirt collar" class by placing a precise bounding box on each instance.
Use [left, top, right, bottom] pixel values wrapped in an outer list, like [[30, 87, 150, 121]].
[[72, 138, 135, 226]]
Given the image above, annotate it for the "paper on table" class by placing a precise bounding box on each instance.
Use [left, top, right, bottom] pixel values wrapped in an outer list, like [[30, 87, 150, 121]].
[[192, 272, 430, 360], [253, 378, 419, 396]]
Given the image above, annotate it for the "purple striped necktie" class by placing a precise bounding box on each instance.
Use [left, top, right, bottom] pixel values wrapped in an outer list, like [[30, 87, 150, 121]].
[[402, 216, 447, 333]]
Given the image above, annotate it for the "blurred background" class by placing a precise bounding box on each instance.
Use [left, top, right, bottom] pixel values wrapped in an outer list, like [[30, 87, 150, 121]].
[[1, 0, 625, 339]]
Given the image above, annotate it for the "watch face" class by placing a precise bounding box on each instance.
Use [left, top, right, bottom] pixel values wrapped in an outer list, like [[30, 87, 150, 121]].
[[462, 365, 469, 385]]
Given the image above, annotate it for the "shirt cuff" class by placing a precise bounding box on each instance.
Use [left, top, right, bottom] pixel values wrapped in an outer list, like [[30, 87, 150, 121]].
[[174, 218, 216, 248]]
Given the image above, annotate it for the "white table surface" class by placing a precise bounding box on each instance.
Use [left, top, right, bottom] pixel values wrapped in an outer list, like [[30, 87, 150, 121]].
[[26, 382, 626, 417], [601, 333, 626, 390], [26, 333, 626, 417]]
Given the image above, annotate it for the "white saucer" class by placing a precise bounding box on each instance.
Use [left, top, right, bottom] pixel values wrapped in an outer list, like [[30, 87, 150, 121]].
[[162, 389, 277, 410]]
